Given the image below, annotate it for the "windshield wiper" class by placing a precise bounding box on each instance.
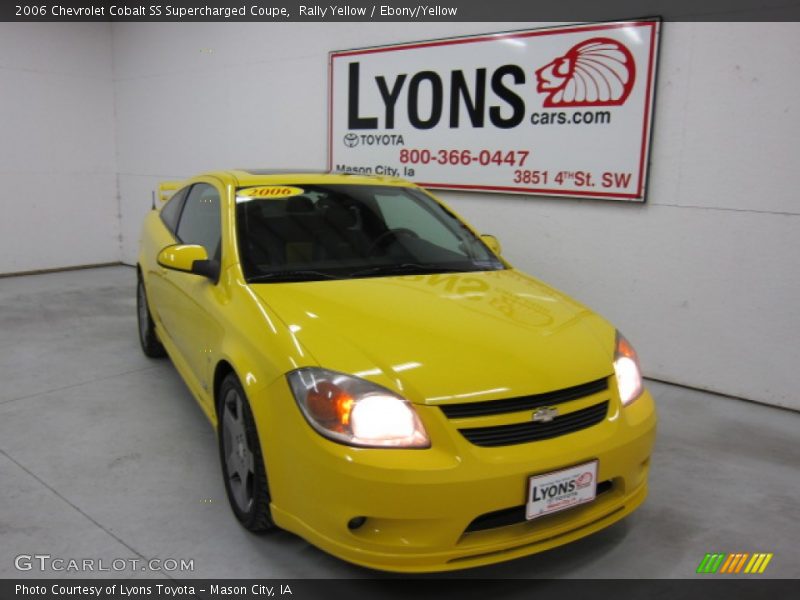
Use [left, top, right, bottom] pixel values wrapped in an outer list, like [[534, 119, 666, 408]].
[[348, 263, 474, 279], [247, 270, 341, 283]]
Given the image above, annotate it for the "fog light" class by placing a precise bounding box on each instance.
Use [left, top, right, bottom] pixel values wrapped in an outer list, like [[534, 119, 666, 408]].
[[347, 516, 367, 530]]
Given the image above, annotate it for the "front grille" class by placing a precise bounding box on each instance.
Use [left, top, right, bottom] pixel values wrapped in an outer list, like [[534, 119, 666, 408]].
[[439, 377, 608, 418], [464, 480, 614, 533], [457, 401, 609, 447]]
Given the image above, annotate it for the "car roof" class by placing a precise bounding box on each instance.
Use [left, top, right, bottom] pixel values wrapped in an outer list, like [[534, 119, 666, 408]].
[[199, 169, 412, 188]]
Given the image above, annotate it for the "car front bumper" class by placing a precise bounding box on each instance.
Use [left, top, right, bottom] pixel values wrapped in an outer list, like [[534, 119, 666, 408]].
[[258, 379, 656, 573]]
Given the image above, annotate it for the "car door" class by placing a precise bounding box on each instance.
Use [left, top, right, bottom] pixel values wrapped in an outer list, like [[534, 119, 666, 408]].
[[157, 180, 225, 411]]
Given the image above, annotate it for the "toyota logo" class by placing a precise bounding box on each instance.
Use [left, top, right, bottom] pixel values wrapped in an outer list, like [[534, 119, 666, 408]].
[[343, 133, 359, 148]]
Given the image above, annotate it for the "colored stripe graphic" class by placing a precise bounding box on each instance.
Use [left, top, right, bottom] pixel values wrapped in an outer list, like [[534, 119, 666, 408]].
[[720, 553, 749, 573], [699, 552, 774, 574], [720, 554, 736, 573], [696, 554, 713, 573], [744, 553, 774, 574], [734, 553, 749, 573], [697, 553, 726, 573]]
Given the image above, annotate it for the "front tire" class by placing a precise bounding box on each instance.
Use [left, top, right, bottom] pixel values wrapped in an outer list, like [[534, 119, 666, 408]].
[[136, 273, 166, 358], [218, 373, 274, 532]]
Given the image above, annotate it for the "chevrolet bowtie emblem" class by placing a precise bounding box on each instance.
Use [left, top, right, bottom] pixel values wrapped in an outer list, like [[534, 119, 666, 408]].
[[532, 407, 559, 423]]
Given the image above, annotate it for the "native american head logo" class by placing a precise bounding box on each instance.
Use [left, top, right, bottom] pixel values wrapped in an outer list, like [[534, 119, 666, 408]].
[[535, 38, 636, 107]]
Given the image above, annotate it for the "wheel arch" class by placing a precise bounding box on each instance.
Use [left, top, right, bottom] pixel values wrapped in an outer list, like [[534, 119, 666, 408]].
[[213, 359, 236, 419]]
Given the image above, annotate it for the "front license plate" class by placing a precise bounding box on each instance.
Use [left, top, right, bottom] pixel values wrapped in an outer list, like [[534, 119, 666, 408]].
[[526, 460, 598, 520]]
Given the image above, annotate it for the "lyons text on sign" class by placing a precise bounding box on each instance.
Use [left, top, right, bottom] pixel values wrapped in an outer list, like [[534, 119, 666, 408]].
[[329, 20, 661, 201]]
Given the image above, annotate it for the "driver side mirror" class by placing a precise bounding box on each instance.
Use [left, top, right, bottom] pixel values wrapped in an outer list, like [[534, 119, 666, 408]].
[[480, 234, 502, 256], [157, 244, 220, 282]]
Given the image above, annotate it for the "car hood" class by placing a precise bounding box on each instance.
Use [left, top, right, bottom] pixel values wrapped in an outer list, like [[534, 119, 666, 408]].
[[250, 269, 615, 405]]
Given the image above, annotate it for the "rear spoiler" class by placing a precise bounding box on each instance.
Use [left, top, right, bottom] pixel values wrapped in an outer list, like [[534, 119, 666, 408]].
[[157, 181, 182, 202], [151, 181, 183, 209]]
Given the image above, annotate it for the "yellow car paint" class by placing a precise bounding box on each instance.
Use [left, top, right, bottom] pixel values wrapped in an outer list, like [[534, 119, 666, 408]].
[[138, 170, 656, 572], [157, 244, 208, 272]]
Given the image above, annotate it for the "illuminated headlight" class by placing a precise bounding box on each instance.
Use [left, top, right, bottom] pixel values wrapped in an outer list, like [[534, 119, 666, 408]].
[[614, 331, 644, 406], [286, 368, 430, 448]]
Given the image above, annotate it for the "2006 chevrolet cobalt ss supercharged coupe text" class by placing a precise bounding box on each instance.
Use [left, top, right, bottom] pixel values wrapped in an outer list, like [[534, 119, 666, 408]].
[[136, 170, 656, 572]]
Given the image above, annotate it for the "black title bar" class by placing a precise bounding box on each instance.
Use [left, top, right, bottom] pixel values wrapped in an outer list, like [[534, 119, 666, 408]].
[[3, 579, 799, 600], [4, 0, 800, 21]]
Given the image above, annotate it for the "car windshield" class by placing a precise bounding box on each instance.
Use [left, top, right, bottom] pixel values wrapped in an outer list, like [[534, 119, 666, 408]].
[[235, 183, 505, 282]]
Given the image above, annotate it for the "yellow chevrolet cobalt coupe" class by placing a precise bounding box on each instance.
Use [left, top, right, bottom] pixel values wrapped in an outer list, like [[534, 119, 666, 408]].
[[136, 170, 656, 572]]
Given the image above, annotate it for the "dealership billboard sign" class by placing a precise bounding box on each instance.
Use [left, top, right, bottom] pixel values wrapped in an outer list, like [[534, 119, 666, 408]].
[[329, 20, 660, 201]]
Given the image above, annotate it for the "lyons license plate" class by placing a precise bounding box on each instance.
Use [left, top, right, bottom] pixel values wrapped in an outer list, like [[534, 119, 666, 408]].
[[526, 460, 598, 520]]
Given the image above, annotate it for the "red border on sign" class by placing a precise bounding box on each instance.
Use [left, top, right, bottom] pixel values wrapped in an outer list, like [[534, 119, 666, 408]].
[[328, 21, 660, 201]]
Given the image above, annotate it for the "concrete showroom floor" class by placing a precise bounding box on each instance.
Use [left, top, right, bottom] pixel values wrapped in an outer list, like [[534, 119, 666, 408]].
[[0, 265, 797, 579]]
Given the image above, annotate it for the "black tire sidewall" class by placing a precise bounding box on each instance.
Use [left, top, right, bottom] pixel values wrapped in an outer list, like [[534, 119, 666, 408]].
[[136, 273, 165, 358]]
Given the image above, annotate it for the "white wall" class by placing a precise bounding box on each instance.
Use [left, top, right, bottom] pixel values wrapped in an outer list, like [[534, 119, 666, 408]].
[[0, 23, 119, 274], [111, 22, 799, 410]]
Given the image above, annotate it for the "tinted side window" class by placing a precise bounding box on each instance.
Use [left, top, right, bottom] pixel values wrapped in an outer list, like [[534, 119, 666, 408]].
[[160, 186, 189, 234], [176, 183, 222, 260]]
